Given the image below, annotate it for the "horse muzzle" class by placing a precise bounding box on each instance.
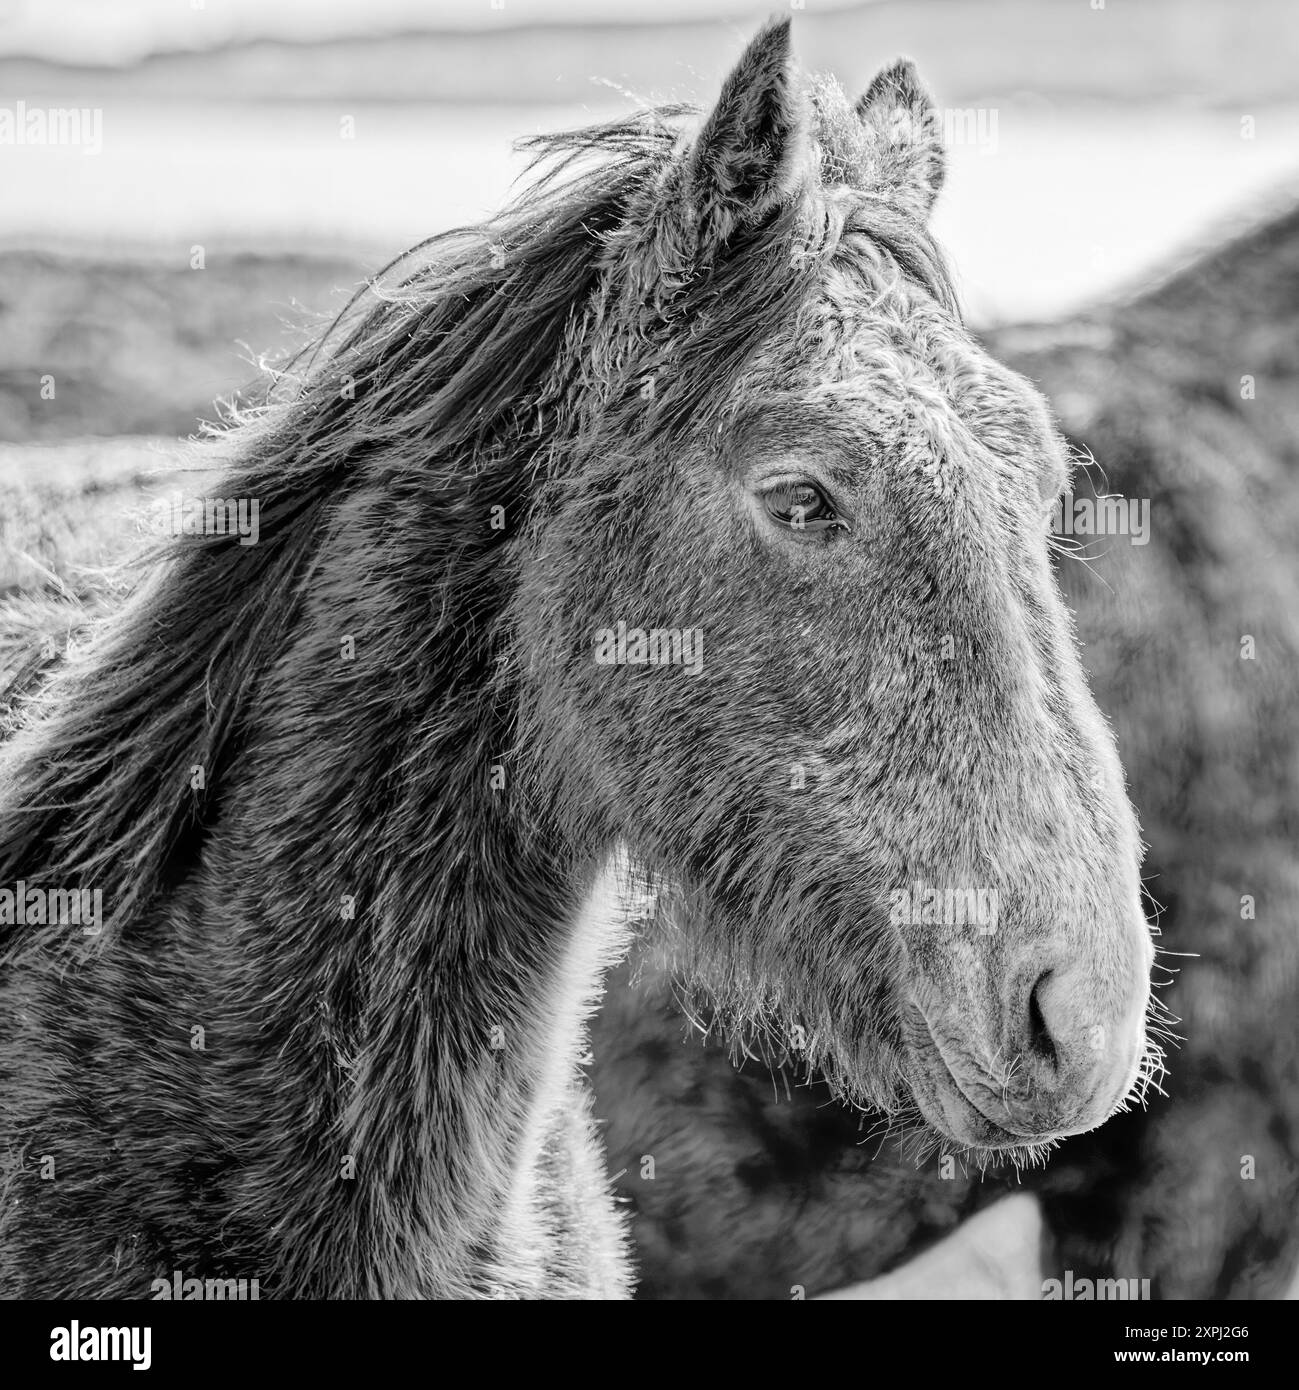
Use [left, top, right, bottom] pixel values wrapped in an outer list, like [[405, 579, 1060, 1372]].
[[901, 935, 1153, 1149]]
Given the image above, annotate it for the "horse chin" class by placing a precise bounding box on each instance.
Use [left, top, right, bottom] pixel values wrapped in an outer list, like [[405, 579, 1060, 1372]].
[[902, 1011, 1063, 1161], [907, 1062, 1051, 1158]]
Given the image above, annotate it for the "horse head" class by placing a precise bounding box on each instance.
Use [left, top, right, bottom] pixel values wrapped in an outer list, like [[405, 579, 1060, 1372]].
[[518, 20, 1157, 1158]]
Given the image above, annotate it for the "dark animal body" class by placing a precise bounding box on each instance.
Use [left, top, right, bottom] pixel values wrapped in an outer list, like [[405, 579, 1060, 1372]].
[[593, 202, 1299, 1299], [1, 23, 1164, 1297]]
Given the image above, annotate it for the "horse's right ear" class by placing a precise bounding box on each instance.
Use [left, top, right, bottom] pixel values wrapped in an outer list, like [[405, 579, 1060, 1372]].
[[854, 58, 945, 221], [669, 18, 807, 260]]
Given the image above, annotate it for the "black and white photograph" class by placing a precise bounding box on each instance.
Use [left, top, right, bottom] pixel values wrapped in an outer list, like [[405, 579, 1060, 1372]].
[[0, 0, 1295, 1355]]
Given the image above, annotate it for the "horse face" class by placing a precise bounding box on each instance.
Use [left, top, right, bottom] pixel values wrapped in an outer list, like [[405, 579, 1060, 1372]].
[[688, 265, 1155, 1153], [525, 22, 1155, 1155]]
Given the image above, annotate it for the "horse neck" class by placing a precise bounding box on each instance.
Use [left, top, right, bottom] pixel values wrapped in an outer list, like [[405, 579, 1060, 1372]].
[[1, 459, 625, 1294], [210, 471, 631, 1293]]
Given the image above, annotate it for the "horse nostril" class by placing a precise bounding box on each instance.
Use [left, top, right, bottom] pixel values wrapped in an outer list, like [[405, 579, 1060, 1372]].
[[1027, 969, 1058, 1070]]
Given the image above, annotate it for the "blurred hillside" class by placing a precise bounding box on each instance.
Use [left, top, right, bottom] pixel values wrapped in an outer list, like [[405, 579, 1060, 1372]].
[[0, 250, 362, 442], [4, 0, 1297, 106]]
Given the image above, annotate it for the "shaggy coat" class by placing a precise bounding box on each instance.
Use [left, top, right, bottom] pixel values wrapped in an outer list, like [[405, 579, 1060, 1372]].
[[0, 22, 1157, 1297]]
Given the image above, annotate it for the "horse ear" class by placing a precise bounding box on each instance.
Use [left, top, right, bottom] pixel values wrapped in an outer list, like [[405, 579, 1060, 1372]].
[[676, 18, 807, 255], [854, 57, 945, 221]]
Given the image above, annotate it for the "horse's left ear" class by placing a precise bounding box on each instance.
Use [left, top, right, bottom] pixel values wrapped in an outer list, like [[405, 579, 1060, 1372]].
[[854, 57, 945, 222], [675, 18, 808, 257]]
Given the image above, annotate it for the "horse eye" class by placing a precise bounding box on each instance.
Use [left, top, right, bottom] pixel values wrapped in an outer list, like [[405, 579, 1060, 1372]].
[[763, 482, 843, 534]]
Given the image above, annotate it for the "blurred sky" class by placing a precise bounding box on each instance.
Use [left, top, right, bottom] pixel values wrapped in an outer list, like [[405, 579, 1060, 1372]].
[[1, 0, 1296, 324]]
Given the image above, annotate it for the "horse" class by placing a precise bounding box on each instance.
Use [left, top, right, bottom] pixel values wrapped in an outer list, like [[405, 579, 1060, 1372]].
[[0, 20, 1158, 1298]]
